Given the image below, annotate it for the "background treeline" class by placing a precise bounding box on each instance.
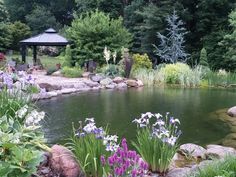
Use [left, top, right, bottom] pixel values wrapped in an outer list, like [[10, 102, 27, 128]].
[[1, 0, 236, 71]]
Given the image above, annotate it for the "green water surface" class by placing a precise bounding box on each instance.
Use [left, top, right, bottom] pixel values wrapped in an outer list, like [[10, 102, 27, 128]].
[[38, 87, 235, 145]]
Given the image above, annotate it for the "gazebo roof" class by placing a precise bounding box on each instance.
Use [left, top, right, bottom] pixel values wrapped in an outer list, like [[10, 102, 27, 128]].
[[20, 28, 69, 46]]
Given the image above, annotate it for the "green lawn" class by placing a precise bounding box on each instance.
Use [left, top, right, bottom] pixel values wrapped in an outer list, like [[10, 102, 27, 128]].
[[6, 54, 62, 69]]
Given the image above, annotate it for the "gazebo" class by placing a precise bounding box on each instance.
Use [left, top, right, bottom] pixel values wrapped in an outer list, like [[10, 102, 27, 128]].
[[20, 28, 69, 64]]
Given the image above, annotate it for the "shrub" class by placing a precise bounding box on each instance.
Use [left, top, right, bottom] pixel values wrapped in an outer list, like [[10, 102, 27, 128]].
[[190, 156, 236, 177], [62, 66, 83, 78], [102, 138, 149, 177], [66, 10, 132, 65], [68, 118, 119, 177], [132, 53, 152, 70], [160, 63, 202, 87], [132, 112, 181, 175], [46, 67, 58, 75], [100, 64, 123, 77]]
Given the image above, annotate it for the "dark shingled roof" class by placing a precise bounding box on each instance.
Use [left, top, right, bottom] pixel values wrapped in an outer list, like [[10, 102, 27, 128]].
[[20, 28, 69, 46]]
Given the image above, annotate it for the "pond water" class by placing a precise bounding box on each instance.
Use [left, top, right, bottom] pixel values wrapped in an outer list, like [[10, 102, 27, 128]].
[[38, 87, 236, 146]]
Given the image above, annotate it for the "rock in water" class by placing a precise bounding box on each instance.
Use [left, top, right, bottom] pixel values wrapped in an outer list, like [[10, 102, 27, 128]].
[[227, 106, 236, 117], [180, 143, 207, 159], [49, 145, 84, 177], [126, 79, 138, 87]]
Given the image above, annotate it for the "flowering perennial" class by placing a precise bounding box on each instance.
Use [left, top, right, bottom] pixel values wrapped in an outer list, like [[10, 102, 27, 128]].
[[102, 138, 148, 177], [132, 112, 181, 174]]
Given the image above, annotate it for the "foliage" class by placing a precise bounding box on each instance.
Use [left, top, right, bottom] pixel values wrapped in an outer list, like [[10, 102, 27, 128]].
[[66, 10, 132, 65], [132, 112, 181, 174], [199, 48, 208, 67], [190, 156, 236, 177], [0, 86, 46, 177], [219, 9, 236, 72], [100, 64, 122, 77], [160, 63, 202, 87], [0, 22, 12, 51], [74, 0, 123, 19], [0, 0, 9, 22], [203, 70, 236, 87], [62, 45, 72, 67], [25, 5, 59, 35], [68, 118, 119, 177], [9, 21, 31, 50], [46, 67, 58, 76], [102, 138, 149, 177], [132, 68, 162, 86], [132, 53, 152, 70], [61, 66, 83, 78], [154, 10, 189, 63]]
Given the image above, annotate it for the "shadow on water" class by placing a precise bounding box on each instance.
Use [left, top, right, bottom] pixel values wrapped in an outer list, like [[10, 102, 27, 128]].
[[37, 87, 235, 146]]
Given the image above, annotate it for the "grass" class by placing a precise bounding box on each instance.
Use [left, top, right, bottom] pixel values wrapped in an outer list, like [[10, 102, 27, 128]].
[[6, 54, 62, 69], [190, 156, 236, 177]]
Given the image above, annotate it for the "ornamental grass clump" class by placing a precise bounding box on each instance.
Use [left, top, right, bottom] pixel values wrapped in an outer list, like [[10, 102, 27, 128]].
[[132, 112, 181, 175], [101, 138, 149, 177], [68, 118, 119, 177]]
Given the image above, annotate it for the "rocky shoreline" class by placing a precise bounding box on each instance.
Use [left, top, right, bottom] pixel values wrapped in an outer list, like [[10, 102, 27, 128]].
[[37, 143, 236, 177], [32, 71, 144, 101]]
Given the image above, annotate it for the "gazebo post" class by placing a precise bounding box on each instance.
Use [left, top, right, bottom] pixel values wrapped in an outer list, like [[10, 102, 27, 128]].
[[33, 45, 37, 65], [21, 45, 27, 63]]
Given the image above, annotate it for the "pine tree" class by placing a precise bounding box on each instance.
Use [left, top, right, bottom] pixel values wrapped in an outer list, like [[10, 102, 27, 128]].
[[154, 10, 189, 63], [199, 48, 208, 66]]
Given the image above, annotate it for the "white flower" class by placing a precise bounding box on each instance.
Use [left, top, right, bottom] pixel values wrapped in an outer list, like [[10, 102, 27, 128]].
[[85, 118, 94, 123], [155, 113, 162, 119], [16, 105, 28, 119], [166, 136, 177, 146], [104, 46, 111, 64], [83, 122, 97, 133]]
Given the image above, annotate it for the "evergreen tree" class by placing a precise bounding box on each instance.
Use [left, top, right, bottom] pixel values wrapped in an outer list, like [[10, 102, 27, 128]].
[[220, 9, 236, 71], [154, 11, 189, 63], [199, 48, 208, 66], [26, 6, 60, 35], [66, 10, 132, 65]]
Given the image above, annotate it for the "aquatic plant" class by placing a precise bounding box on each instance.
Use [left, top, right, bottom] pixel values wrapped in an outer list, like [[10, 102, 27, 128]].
[[132, 112, 181, 175], [68, 118, 119, 177], [102, 138, 149, 177]]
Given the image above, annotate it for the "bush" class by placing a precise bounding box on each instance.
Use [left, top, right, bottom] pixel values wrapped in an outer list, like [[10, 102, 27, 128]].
[[132, 112, 181, 174], [190, 156, 236, 177], [160, 63, 202, 87], [46, 67, 58, 75], [100, 64, 123, 77], [66, 10, 132, 65], [68, 118, 119, 177], [132, 53, 152, 70], [61, 66, 83, 78]]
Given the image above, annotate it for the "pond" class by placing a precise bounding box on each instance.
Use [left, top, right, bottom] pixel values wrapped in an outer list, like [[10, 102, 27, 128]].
[[38, 87, 236, 146]]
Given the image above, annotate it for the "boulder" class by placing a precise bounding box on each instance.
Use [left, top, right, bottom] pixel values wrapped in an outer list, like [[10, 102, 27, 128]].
[[106, 83, 117, 89], [61, 88, 76, 94], [82, 72, 91, 78], [51, 70, 62, 77], [90, 74, 104, 82], [49, 145, 84, 177], [113, 77, 124, 84], [137, 79, 144, 87], [100, 78, 113, 86], [206, 144, 236, 159], [166, 167, 191, 177], [74, 82, 88, 89], [117, 82, 127, 89], [39, 83, 61, 92], [126, 79, 138, 87], [227, 106, 236, 117], [180, 143, 207, 159], [84, 80, 100, 87]]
